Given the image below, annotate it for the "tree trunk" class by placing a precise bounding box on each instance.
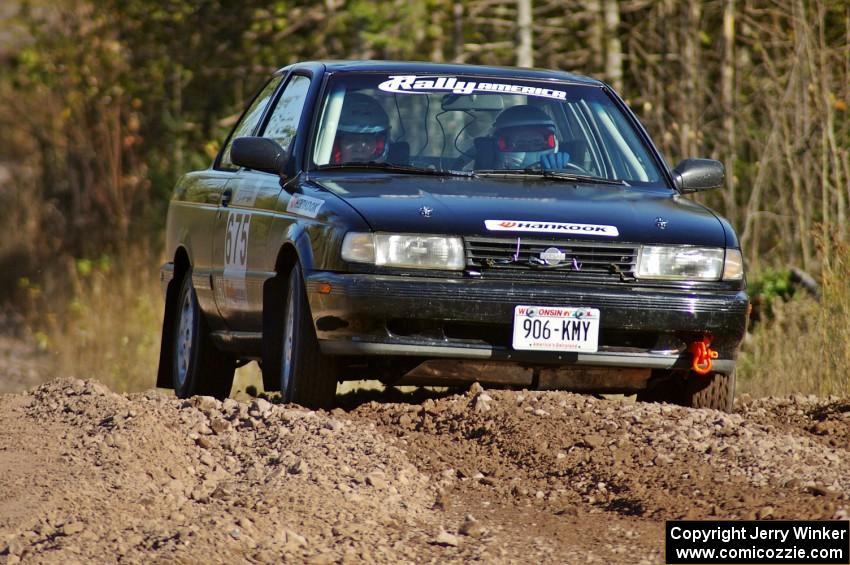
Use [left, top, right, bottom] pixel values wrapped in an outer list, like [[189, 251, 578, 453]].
[[430, 1, 445, 62], [603, 0, 622, 92], [584, 0, 603, 73], [517, 0, 533, 67], [453, 2, 465, 63], [681, 1, 701, 158], [721, 0, 737, 227]]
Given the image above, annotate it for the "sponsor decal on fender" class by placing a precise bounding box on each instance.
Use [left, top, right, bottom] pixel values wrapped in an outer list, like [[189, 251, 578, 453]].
[[485, 219, 619, 237], [378, 75, 568, 101], [287, 194, 324, 218]]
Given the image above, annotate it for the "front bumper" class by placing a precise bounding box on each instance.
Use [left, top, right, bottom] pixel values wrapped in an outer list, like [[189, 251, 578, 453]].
[[306, 272, 748, 374]]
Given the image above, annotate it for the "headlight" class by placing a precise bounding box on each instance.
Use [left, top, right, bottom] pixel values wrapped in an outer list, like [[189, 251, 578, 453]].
[[636, 245, 726, 281], [341, 232, 465, 270]]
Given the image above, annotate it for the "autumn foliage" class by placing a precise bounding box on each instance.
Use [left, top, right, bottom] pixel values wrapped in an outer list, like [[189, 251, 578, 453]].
[[0, 0, 847, 393]]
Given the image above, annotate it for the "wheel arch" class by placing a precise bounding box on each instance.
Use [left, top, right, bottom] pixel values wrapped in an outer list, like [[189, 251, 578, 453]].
[[261, 243, 302, 391], [156, 246, 192, 389], [173, 246, 191, 279]]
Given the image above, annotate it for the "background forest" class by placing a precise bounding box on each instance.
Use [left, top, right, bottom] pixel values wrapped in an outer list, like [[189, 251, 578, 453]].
[[0, 0, 847, 396]]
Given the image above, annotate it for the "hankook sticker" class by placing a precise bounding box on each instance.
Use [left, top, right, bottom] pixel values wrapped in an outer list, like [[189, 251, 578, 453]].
[[287, 194, 324, 218], [378, 75, 568, 101], [485, 219, 619, 237]]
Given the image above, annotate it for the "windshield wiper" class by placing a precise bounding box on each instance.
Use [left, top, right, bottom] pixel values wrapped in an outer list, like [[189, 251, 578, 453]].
[[315, 162, 475, 177], [536, 170, 629, 186], [476, 169, 628, 186]]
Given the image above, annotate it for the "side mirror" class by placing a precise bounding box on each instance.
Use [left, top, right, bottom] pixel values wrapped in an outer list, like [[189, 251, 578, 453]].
[[672, 158, 725, 193], [231, 136, 289, 177]]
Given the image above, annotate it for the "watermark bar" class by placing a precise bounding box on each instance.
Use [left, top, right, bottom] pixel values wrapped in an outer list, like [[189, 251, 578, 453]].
[[666, 520, 849, 564]]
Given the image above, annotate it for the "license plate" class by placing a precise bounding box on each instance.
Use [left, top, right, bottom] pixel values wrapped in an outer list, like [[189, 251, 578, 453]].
[[512, 305, 600, 352]]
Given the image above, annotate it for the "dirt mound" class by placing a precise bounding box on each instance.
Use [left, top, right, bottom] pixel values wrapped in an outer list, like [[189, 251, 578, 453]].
[[352, 386, 849, 521], [1, 379, 849, 564], [1, 379, 442, 564]]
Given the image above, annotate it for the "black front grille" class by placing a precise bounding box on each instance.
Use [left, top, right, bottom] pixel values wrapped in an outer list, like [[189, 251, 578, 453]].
[[465, 236, 638, 280]]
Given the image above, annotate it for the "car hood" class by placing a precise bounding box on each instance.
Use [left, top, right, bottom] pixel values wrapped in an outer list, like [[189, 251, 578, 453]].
[[310, 173, 727, 247]]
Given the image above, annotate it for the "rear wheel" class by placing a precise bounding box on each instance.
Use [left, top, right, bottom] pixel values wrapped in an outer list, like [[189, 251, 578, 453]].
[[173, 271, 235, 399], [278, 263, 337, 409], [637, 370, 735, 412]]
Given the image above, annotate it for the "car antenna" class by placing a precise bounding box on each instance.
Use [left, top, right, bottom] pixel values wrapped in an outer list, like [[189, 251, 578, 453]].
[[280, 175, 300, 194]]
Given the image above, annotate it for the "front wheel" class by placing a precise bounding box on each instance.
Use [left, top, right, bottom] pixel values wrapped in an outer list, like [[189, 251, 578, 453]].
[[172, 272, 235, 399], [278, 263, 337, 409], [685, 370, 736, 412]]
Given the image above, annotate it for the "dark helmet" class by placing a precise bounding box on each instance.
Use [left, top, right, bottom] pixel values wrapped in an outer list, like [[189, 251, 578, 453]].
[[492, 105, 558, 169], [338, 92, 390, 134], [332, 92, 390, 163]]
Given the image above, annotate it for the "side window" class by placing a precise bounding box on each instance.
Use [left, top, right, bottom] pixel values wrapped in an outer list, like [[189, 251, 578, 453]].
[[218, 75, 284, 170], [590, 101, 658, 182], [261, 75, 311, 150]]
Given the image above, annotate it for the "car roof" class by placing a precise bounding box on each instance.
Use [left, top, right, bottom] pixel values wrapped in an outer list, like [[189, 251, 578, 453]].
[[278, 60, 604, 87]]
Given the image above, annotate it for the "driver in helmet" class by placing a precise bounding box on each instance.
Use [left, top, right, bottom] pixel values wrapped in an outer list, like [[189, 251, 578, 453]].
[[332, 92, 390, 164], [491, 105, 570, 170]]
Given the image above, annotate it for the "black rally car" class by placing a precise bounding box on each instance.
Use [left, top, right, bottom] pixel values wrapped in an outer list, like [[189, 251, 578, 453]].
[[157, 61, 748, 411]]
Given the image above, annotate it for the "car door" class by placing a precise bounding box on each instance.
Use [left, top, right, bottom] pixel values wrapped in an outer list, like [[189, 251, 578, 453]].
[[201, 74, 283, 324], [212, 73, 313, 331], [180, 74, 282, 325]]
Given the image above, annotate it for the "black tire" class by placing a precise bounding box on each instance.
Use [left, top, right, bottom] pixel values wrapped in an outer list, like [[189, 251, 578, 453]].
[[277, 263, 337, 409], [637, 370, 735, 412], [685, 370, 736, 412], [172, 271, 235, 399]]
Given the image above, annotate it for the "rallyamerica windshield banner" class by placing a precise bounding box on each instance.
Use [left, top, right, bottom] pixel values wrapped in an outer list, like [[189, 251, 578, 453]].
[[378, 75, 568, 101], [666, 520, 849, 564]]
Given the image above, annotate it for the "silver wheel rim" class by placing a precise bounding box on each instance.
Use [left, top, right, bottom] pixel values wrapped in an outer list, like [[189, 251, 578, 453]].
[[281, 281, 296, 396], [175, 285, 195, 390]]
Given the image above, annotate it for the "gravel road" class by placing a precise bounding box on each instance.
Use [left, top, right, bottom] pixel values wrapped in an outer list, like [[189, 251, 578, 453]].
[[0, 378, 848, 564]]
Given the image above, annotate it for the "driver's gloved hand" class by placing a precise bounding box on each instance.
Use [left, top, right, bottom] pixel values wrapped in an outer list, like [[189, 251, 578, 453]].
[[540, 151, 571, 170]]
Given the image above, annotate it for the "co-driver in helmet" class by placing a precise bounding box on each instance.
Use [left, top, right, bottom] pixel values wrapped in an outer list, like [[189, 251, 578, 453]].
[[332, 92, 390, 164], [491, 105, 571, 171]]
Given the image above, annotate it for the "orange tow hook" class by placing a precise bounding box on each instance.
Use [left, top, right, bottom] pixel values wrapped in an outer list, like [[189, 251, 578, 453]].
[[689, 336, 718, 375]]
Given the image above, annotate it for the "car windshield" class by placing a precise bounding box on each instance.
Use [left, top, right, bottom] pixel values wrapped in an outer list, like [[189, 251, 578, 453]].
[[310, 73, 666, 185]]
